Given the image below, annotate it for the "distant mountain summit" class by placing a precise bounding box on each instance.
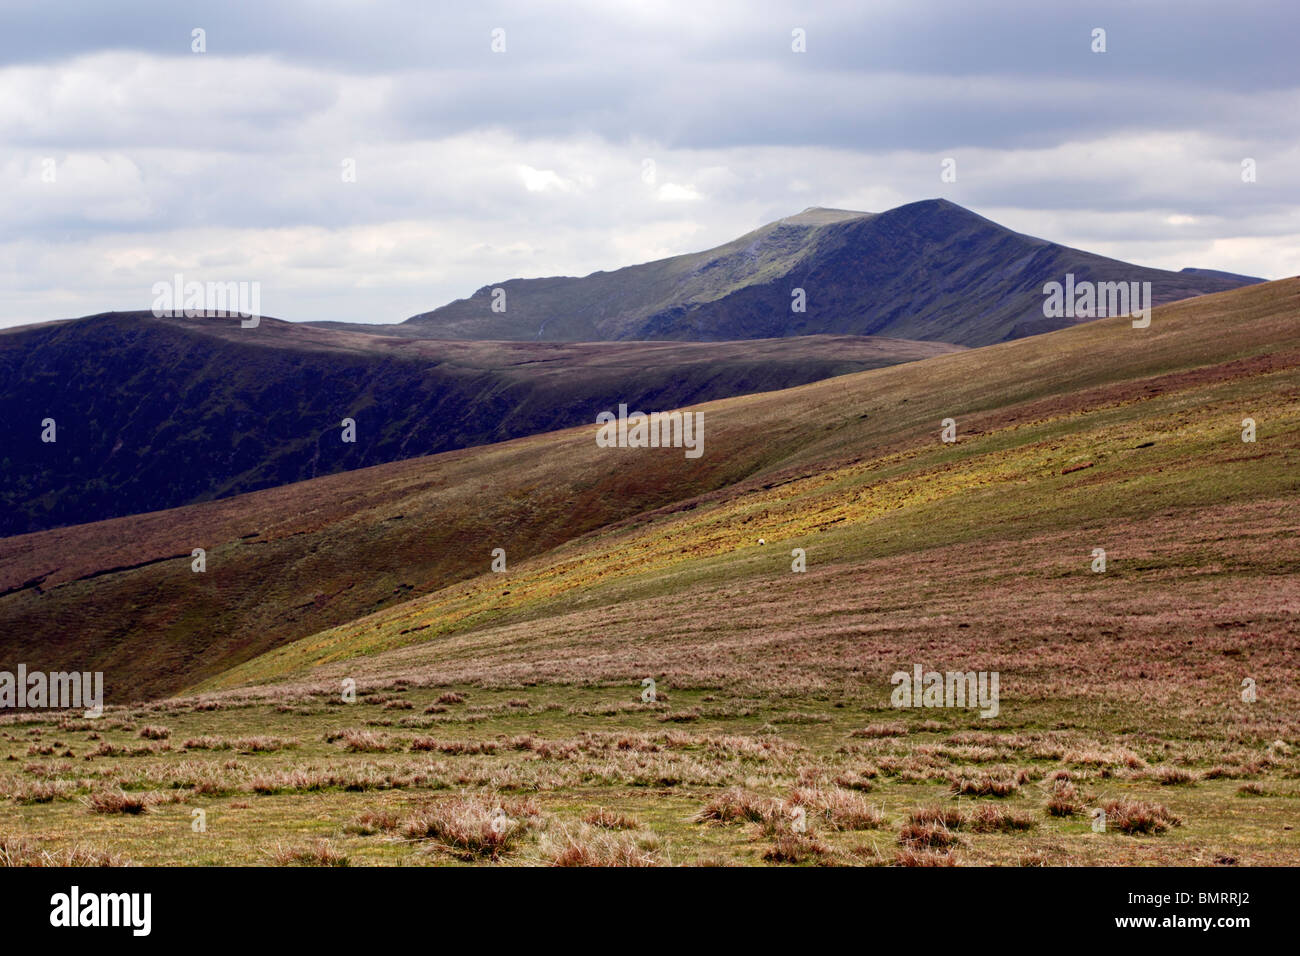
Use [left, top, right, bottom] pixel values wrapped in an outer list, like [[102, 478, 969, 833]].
[[395, 199, 1259, 347], [1, 200, 1264, 536]]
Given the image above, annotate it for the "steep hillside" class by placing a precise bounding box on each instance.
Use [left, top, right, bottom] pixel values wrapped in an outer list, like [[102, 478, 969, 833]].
[[392, 200, 1257, 345], [3, 280, 1296, 869], [204, 277, 1300, 693], [0, 331, 955, 700], [2, 280, 1294, 705], [0, 312, 952, 536]]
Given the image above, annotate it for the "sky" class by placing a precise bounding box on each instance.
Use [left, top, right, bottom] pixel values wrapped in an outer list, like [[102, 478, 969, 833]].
[[1, 0, 1296, 329]]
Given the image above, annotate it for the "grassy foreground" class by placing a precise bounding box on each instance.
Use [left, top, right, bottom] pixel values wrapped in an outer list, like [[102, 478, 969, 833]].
[[2, 678, 1296, 866]]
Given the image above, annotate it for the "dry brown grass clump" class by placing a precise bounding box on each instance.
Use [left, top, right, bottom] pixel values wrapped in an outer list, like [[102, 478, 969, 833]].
[[788, 787, 886, 831], [404, 795, 538, 860], [88, 742, 168, 758], [762, 832, 833, 864], [833, 766, 879, 792], [851, 722, 908, 738], [967, 804, 1036, 833], [694, 788, 781, 825], [906, 806, 965, 829], [233, 736, 296, 753], [1044, 781, 1085, 817], [0, 835, 130, 867], [1100, 799, 1182, 835], [410, 738, 497, 755], [583, 808, 641, 830], [87, 789, 149, 814], [1152, 766, 1198, 786], [949, 772, 1022, 797], [548, 827, 660, 867], [894, 848, 958, 866], [181, 735, 295, 752], [345, 809, 402, 835], [329, 729, 398, 753], [138, 725, 170, 740], [436, 692, 466, 705], [898, 823, 960, 850], [270, 840, 350, 866], [899, 806, 967, 850], [9, 780, 75, 804]]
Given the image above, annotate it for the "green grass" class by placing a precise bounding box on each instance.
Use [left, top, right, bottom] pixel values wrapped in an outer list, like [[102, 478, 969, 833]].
[[3, 682, 1296, 865]]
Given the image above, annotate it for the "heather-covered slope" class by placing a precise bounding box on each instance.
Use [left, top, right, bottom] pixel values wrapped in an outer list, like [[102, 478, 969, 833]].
[[206, 277, 1300, 692], [2, 280, 1294, 706], [0, 311, 952, 536]]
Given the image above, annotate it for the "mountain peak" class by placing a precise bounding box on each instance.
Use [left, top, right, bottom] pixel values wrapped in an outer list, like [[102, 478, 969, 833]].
[[395, 201, 1257, 346], [778, 206, 872, 226]]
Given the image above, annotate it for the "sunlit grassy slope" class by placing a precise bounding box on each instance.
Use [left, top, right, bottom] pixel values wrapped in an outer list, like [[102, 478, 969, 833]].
[[0, 332, 956, 699], [203, 278, 1300, 692]]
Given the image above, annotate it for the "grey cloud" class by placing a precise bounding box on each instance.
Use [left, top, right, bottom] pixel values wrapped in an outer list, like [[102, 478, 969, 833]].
[[0, 0, 1296, 328]]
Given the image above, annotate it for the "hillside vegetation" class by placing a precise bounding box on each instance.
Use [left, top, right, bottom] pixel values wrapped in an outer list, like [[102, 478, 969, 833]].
[[0, 312, 947, 535], [1, 279, 1295, 866]]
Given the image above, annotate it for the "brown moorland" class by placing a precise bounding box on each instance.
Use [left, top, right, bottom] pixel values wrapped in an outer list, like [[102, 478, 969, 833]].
[[1, 278, 1297, 865]]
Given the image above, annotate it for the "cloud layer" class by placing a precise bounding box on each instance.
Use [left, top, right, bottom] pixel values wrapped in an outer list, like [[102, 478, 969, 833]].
[[2, 0, 1296, 328]]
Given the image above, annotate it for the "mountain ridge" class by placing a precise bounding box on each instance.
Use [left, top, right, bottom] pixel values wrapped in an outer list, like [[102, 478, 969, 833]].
[[377, 199, 1260, 345], [0, 312, 953, 536]]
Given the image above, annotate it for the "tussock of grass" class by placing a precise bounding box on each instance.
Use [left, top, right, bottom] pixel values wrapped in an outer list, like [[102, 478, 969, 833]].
[[967, 804, 1035, 833], [86, 789, 149, 815], [0, 835, 130, 867], [788, 787, 887, 831], [1045, 781, 1085, 817], [694, 788, 780, 825], [894, 848, 958, 866], [1101, 799, 1182, 835], [327, 730, 398, 753], [547, 826, 660, 867], [851, 723, 908, 738], [949, 772, 1024, 797], [583, 808, 641, 831], [1152, 766, 1198, 786], [270, 840, 350, 867], [404, 796, 538, 860], [898, 822, 960, 850], [762, 832, 833, 864]]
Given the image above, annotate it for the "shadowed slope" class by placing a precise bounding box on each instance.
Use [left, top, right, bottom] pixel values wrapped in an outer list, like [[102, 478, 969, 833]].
[[392, 200, 1257, 345], [0, 310, 951, 536]]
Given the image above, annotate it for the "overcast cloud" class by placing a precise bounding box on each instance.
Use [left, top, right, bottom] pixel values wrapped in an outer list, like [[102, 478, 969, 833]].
[[1, 0, 1296, 328]]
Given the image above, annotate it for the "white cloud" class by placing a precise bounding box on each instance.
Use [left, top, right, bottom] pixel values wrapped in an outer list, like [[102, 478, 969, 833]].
[[0, 2, 1296, 329], [656, 183, 702, 202], [517, 165, 580, 193]]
